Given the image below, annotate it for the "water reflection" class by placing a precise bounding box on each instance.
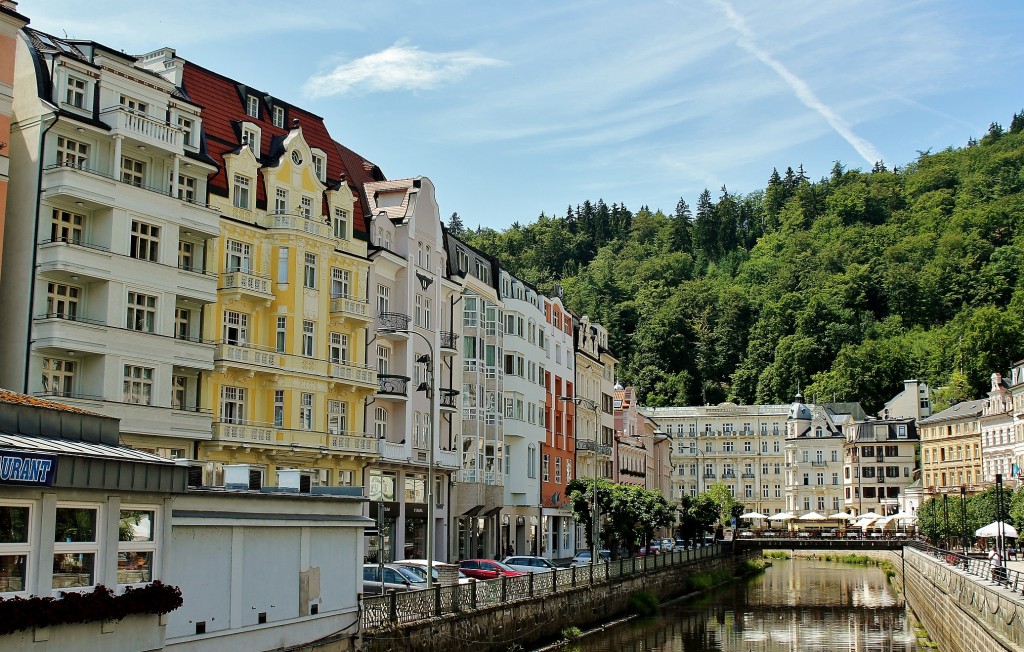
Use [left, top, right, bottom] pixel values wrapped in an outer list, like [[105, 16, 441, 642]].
[[568, 559, 916, 651]]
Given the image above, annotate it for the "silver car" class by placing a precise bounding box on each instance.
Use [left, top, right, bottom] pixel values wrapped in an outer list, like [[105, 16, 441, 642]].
[[362, 563, 426, 594], [500, 555, 558, 574]]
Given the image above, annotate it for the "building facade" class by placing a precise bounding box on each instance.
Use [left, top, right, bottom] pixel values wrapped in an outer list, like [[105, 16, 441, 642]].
[[980, 372, 1015, 485], [1, 31, 220, 453], [919, 399, 985, 495], [843, 417, 919, 517], [785, 397, 847, 517], [642, 403, 790, 516], [0, 1, 28, 282], [540, 294, 576, 560]]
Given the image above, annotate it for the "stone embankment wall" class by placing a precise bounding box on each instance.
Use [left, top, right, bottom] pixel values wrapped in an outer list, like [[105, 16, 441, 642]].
[[902, 547, 1023, 652], [362, 552, 749, 652]]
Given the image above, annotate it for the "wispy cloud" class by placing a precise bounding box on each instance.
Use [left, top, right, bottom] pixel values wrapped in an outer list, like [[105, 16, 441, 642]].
[[304, 44, 503, 98], [712, 0, 884, 167]]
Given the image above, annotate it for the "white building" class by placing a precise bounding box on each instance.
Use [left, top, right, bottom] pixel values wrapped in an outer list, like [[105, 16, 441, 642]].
[[786, 397, 847, 517], [363, 177, 459, 563], [0, 29, 219, 455], [497, 269, 547, 555]]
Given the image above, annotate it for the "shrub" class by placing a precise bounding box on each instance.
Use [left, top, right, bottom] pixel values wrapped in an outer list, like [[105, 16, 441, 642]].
[[627, 590, 660, 616], [561, 625, 583, 640]]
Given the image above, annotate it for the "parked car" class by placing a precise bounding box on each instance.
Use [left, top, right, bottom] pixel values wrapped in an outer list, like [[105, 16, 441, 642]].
[[458, 559, 526, 580], [393, 559, 472, 584], [362, 563, 426, 594], [661, 538, 676, 552], [500, 555, 559, 574], [571, 549, 612, 566], [675, 539, 688, 550]]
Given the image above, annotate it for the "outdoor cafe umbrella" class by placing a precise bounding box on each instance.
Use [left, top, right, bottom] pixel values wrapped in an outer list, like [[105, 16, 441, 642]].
[[739, 512, 768, 520], [975, 522, 1019, 538], [768, 512, 796, 521], [798, 511, 828, 521], [828, 512, 855, 520]]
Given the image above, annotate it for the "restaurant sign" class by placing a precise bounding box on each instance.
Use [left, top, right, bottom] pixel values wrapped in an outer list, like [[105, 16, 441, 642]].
[[0, 451, 58, 486]]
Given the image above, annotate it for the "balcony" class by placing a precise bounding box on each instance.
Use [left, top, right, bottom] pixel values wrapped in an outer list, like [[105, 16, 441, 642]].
[[329, 295, 372, 324], [436, 448, 460, 469], [440, 331, 459, 354], [100, 106, 182, 154], [742, 472, 755, 479], [259, 212, 331, 239], [378, 312, 411, 332], [377, 439, 408, 462], [811, 461, 828, 467], [41, 164, 218, 230], [40, 394, 212, 440], [212, 421, 276, 446], [328, 361, 377, 390], [215, 343, 281, 373], [596, 444, 613, 457], [704, 473, 717, 479], [439, 388, 459, 411], [220, 270, 274, 304], [377, 374, 411, 397], [576, 439, 596, 452], [722, 472, 736, 479], [36, 239, 113, 280], [33, 314, 109, 354]]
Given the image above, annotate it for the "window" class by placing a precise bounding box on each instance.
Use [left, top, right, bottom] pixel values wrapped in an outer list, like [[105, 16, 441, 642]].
[[226, 240, 251, 273], [274, 390, 284, 427], [222, 310, 248, 345], [374, 406, 389, 438], [246, 95, 260, 118], [178, 116, 194, 147], [0, 504, 30, 593], [555, 458, 562, 484], [171, 375, 186, 409], [377, 345, 390, 374], [121, 156, 145, 187], [300, 393, 314, 430], [122, 365, 154, 405], [118, 508, 156, 585], [328, 400, 347, 434], [542, 454, 550, 482], [51, 209, 84, 244], [566, 460, 572, 483], [65, 76, 87, 108], [57, 135, 89, 167], [119, 95, 148, 114], [276, 316, 287, 353], [243, 127, 259, 156], [424, 298, 432, 329], [304, 252, 317, 288], [274, 188, 288, 213], [53, 506, 98, 589], [313, 153, 325, 181], [130, 221, 160, 261], [302, 321, 315, 357], [278, 247, 289, 283], [233, 174, 251, 209], [329, 332, 349, 363], [333, 208, 348, 239], [220, 386, 245, 424], [300, 196, 313, 219], [377, 284, 391, 314], [175, 307, 191, 340], [46, 282, 79, 319], [126, 292, 156, 332], [178, 240, 194, 271], [41, 358, 75, 397], [527, 444, 537, 478], [331, 268, 350, 298], [272, 105, 285, 128]]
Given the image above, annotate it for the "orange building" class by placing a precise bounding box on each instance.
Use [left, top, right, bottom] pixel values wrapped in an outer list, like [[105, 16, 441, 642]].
[[0, 2, 29, 281], [541, 295, 576, 559]]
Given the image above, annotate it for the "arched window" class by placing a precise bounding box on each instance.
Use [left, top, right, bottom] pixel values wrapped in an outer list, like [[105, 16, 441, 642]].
[[527, 444, 537, 478], [374, 407, 388, 438]]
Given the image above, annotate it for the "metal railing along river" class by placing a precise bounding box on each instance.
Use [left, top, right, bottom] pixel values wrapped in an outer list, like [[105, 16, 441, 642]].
[[361, 544, 723, 629], [912, 541, 1024, 595]]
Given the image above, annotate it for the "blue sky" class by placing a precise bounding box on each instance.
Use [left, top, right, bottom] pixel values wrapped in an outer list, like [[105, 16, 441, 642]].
[[28, 1, 1024, 230]]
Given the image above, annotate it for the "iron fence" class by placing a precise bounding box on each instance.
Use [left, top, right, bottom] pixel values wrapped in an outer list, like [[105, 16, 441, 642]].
[[361, 544, 723, 630], [911, 541, 1024, 594]]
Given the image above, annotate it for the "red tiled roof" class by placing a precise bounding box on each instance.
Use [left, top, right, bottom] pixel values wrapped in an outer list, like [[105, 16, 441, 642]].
[[180, 61, 379, 237], [0, 389, 106, 417]]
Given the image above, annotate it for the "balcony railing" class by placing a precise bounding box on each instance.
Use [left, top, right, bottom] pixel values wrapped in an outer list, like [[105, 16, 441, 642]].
[[441, 331, 459, 350], [742, 472, 755, 478], [704, 473, 717, 479], [260, 212, 331, 238], [330, 294, 371, 321], [576, 439, 596, 452], [439, 388, 459, 409], [811, 460, 828, 467], [329, 361, 377, 386], [722, 472, 736, 479], [379, 312, 411, 331], [596, 445, 613, 456], [43, 163, 215, 211], [378, 374, 411, 396], [221, 269, 274, 298], [101, 106, 181, 150]]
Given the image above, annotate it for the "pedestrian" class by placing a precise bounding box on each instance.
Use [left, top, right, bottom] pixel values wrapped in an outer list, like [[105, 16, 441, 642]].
[[988, 547, 1003, 582]]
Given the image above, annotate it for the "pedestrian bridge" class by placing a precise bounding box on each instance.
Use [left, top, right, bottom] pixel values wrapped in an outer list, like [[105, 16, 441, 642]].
[[732, 535, 907, 552]]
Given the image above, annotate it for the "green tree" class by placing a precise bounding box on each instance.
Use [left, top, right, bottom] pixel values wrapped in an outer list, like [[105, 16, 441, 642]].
[[703, 482, 740, 526]]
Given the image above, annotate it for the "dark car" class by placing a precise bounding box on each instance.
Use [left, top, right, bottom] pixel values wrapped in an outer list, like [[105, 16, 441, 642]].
[[458, 559, 526, 580]]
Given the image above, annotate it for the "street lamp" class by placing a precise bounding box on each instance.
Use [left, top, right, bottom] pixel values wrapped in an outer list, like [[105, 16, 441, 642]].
[[960, 485, 968, 558], [560, 395, 600, 564], [381, 327, 437, 588]]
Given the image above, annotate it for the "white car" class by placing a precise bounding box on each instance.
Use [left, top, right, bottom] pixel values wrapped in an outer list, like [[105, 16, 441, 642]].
[[571, 549, 611, 566], [396, 559, 472, 584], [500, 555, 558, 574]]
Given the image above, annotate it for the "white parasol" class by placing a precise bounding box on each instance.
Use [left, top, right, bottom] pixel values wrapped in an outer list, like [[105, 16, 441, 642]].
[[975, 522, 1018, 538], [739, 512, 768, 520], [798, 511, 828, 521], [768, 512, 796, 521]]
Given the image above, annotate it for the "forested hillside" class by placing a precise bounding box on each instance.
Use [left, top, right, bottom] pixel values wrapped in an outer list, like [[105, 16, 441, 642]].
[[456, 115, 1024, 413]]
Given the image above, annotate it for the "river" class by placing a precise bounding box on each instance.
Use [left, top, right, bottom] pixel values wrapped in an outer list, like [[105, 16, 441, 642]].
[[566, 557, 918, 651]]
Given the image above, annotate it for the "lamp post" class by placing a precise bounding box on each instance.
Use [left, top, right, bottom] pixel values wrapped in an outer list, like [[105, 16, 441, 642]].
[[942, 493, 950, 550], [381, 326, 437, 588], [960, 485, 968, 558], [560, 395, 600, 564]]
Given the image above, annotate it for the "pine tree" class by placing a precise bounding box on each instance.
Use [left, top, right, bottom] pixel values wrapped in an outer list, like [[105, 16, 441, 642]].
[[1010, 111, 1024, 134], [448, 212, 465, 236], [671, 197, 693, 252]]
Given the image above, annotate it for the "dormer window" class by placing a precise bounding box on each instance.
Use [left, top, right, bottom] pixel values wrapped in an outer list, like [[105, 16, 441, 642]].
[[333, 208, 348, 239], [246, 95, 260, 118], [312, 153, 325, 181], [65, 75, 87, 109], [242, 125, 260, 158], [272, 105, 285, 128], [178, 116, 194, 147]]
